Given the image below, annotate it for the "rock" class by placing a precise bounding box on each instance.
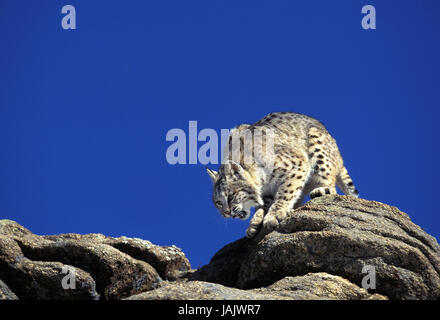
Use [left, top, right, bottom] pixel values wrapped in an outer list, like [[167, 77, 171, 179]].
[[126, 273, 386, 300], [1, 196, 439, 300], [262, 273, 386, 300], [127, 280, 275, 300], [0, 234, 99, 299], [192, 195, 440, 300], [43, 234, 191, 281], [0, 279, 18, 300], [0, 220, 191, 300], [190, 237, 254, 288]]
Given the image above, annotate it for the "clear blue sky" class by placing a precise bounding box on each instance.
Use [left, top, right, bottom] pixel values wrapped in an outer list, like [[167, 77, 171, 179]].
[[1, 0, 439, 268]]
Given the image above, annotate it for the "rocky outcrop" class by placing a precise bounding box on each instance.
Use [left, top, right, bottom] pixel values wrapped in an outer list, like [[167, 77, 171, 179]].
[[190, 195, 440, 300], [0, 220, 190, 300], [1, 195, 439, 300], [127, 273, 386, 300], [0, 279, 17, 300]]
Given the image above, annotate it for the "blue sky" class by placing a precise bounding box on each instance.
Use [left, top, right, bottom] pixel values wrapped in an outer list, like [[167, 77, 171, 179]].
[[0, 0, 439, 268]]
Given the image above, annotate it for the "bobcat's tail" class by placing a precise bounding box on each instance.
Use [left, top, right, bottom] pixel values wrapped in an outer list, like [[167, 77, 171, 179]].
[[337, 166, 359, 197]]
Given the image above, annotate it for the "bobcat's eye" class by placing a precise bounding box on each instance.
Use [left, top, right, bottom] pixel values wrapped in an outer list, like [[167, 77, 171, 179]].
[[215, 201, 223, 207], [228, 194, 234, 202]]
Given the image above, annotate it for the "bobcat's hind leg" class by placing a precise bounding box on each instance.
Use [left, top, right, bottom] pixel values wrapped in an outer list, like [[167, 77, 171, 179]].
[[307, 126, 341, 200], [310, 186, 337, 199]]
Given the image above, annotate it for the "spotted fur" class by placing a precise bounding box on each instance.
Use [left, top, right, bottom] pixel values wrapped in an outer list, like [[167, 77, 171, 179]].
[[207, 112, 358, 238]]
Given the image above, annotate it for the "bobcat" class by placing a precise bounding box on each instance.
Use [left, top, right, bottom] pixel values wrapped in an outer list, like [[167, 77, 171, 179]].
[[207, 112, 358, 238]]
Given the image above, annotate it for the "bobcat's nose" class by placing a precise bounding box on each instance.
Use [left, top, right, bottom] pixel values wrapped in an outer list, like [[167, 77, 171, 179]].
[[224, 211, 231, 217]]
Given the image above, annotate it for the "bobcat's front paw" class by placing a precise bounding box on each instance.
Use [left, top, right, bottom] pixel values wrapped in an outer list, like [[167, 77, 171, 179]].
[[246, 208, 265, 238], [246, 226, 259, 238], [262, 213, 280, 232], [262, 206, 288, 233]]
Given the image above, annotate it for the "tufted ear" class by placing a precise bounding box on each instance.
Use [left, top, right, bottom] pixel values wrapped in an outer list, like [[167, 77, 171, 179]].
[[206, 168, 218, 183], [225, 160, 243, 175]]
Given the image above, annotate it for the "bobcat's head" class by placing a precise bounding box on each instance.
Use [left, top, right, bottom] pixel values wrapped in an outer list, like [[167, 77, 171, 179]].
[[207, 160, 263, 220]]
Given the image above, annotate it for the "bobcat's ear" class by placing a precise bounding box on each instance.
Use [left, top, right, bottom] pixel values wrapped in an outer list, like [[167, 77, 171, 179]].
[[206, 168, 218, 183], [226, 160, 243, 174]]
